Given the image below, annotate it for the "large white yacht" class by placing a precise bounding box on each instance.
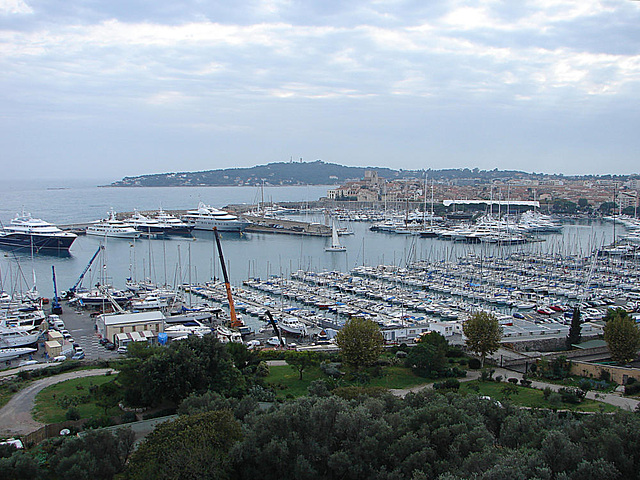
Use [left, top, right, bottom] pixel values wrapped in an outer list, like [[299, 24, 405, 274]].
[[152, 208, 194, 236], [0, 211, 77, 251], [181, 202, 250, 232], [86, 209, 140, 239]]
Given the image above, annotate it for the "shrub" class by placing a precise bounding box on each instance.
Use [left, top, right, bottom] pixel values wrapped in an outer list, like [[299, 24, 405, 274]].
[[599, 369, 611, 382], [433, 379, 460, 391], [65, 407, 81, 421], [520, 378, 532, 387], [468, 358, 482, 370], [548, 392, 562, 408], [320, 361, 343, 378], [307, 380, 332, 397], [508, 378, 519, 385], [627, 377, 637, 385], [480, 369, 495, 382], [446, 347, 465, 358], [494, 375, 503, 383], [543, 387, 552, 400], [121, 411, 137, 423], [83, 415, 113, 430], [558, 387, 586, 404], [625, 382, 640, 396]]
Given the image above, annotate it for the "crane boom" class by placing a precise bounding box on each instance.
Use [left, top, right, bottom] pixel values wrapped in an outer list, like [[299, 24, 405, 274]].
[[69, 245, 104, 295], [213, 228, 242, 328], [264, 310, 285, 348], [51, 266, 62, 315]]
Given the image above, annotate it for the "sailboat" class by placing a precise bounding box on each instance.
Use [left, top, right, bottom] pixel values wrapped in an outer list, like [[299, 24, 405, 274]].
[[325, 222, 346, 252]]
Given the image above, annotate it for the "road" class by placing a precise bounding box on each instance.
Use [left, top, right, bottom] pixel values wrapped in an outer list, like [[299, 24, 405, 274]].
[[0, 368, 115, 437]]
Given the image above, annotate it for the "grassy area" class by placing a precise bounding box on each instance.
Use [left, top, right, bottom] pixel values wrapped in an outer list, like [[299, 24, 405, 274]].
[[266, 364, 432, 398], [460, 380, 618, 413], [33, 375, 120, 423], [0, 378, 30, 409]]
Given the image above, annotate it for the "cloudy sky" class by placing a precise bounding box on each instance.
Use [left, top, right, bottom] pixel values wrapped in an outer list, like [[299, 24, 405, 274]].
[[1, 0, 639, 180]]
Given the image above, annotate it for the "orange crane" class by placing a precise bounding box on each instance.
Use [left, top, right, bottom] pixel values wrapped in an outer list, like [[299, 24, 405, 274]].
[[213, 227, 242, 328]]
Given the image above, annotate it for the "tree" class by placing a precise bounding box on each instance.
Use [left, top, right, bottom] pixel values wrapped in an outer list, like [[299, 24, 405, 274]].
[[566, 307, 582, 349], [127, 410, 241, 480], [463, 312, 502, 367], [604, 307, 629, 323], [335, 317, 384, 369], [604, 313, 640, 364], [285, 351, 319, 380], [405, 342, 447, 378]]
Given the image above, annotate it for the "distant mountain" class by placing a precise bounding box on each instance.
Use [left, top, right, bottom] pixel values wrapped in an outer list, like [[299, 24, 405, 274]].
[[109, 161, 538, 187]]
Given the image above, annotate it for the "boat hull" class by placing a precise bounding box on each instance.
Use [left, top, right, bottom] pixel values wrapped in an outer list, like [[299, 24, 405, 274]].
[[0, 233, 76, 251]]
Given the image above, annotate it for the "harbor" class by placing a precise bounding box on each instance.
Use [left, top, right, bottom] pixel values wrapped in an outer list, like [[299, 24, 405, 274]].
[[1, 181, 639, 366]]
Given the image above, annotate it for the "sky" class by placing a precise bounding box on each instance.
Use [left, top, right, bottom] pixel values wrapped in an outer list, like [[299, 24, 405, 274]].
[[1, 0, 639, 181]]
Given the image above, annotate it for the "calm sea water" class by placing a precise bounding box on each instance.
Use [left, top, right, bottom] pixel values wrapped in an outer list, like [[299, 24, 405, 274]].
[[0, 180, 618, 298]]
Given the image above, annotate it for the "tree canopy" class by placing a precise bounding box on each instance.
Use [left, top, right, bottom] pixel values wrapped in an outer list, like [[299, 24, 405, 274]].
[[335, 317, 384, 369], [604, 312, 640, 364], [463, 312, 502, 367]]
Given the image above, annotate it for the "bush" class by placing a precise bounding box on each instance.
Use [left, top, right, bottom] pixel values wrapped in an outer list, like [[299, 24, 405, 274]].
[[65, 407, 81, 421], [121, 411, 137, 423], [548, 392, 562, 408], [543, 387, 552, 400], [468, 358, 482, 370], [307, 380, 332, 397], [433, 379, 460, 391], [446, 347, 465, 358], [625, 382, 640, 396], [558, 387, 586, 404], [508, 378, 519, 385], [83, 415, 113, 430], [520, 378, 532, 387], [627, 377, 637, 385], [494, 375, 503, 383], [320, 361, 344, 378], [599, 369, 611, 382]]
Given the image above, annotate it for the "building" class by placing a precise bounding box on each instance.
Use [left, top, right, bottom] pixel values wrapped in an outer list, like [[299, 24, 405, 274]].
[[96, 311, 165, 345]]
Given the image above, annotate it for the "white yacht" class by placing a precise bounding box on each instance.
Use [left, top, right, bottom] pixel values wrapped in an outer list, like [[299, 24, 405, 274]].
[[0, 324, 41, 348], [278, 317, 308, 335], [124, 210, 172, 236], [0, 211, 77, 251], [0, 347, 37, 361], [152, 208, 194, 236], [86, 209, 140, 239], [181, 203, 250, 232]]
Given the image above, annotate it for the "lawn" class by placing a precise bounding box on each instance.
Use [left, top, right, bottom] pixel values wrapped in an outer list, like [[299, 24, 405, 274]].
[[33, 375, 120, 423], [459, 380, 619, 413], [266, 364, 432, 398]]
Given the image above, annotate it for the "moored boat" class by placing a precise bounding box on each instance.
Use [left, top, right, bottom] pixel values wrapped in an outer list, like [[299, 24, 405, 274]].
[[0, 211, 76, 251]]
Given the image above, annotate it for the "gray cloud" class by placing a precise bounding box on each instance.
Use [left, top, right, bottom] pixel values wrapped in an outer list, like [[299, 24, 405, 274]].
[[1, 0, 639, 179]]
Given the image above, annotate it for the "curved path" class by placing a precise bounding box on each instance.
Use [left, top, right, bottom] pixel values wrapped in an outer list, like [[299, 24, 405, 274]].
[[0, 368, 115, 437]]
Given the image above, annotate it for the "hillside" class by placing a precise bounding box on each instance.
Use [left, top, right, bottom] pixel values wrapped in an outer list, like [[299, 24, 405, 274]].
[[109, 161, 535, 187]]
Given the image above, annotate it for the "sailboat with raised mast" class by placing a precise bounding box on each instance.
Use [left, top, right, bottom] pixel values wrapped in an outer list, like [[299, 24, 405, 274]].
[[325, 222, 346, 252]]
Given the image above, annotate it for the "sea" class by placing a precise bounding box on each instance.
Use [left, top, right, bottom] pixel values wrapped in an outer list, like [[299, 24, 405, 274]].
[[0, 179, 618, 299]]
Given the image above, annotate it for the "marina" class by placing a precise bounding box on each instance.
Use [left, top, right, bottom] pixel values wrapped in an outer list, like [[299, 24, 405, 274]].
[[1, 181, 639, 363]]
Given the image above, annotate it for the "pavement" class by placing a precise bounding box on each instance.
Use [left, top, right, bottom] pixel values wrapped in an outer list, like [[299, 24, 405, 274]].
[[0, 368, 115, 438]]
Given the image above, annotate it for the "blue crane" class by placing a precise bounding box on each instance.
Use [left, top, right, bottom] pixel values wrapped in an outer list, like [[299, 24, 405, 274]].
[[68, 245, 104, 296], [51, 265, 63, 315]]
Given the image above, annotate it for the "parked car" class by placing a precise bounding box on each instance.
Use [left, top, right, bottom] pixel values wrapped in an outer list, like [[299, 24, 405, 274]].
[[71, 351, 85, 360], [116, 345, 128, 354], [513, 312, 525, 319], [105, 342, 116, 350]]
